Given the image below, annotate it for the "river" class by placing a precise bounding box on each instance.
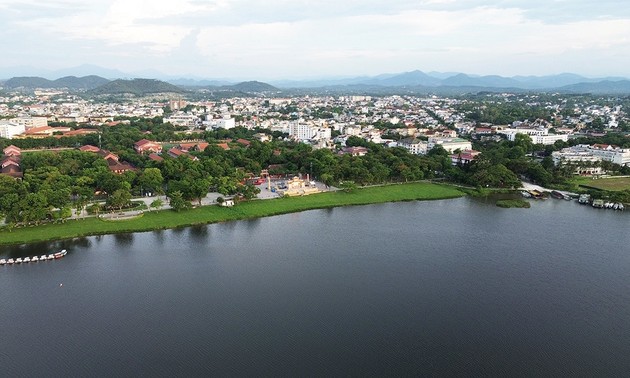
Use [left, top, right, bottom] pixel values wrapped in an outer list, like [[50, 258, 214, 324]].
[[1, 197, 629, 376]]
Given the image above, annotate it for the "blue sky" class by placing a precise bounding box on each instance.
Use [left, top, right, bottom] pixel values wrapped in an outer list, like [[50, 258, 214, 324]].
[[1, 0, 629, 80]]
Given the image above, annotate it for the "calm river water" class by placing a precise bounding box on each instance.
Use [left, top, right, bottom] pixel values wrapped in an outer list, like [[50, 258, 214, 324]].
[[1, 197, 630, 376]]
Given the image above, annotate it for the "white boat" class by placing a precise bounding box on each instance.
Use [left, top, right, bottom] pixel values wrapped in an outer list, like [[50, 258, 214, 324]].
[[53, 249, 67, 259], [40, 255, 47, 260], [7, 258, 15, 264], [16, 258, 23, 263], [47, 255, 54, 260], [0, 259, 6, 265], [31, 256, 39, 262], [23, 257, 31, 263]]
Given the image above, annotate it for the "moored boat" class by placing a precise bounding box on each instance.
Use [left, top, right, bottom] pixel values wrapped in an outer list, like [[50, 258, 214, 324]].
[[7, 258, 14, 264], [23, 257, 31, 263], [551, 190, 564, 199], [53, 250, 67, 259], [47, 255, 54, 260], [16, 258, 23, 263], [40, 255, 47, 260], [32, 256, 39, 262], [0, 259, 6, 265]]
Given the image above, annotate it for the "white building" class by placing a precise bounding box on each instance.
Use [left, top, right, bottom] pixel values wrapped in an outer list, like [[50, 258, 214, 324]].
[[427, 137, 472, 153], [398, 138, 428, 155], [13, 116, 48, 130], [552, 144, 630, 167], [163, 112, 199, 128], [215, 117, 235, 129], [0, 120, 26, 139], [500, 127, 568, 145]]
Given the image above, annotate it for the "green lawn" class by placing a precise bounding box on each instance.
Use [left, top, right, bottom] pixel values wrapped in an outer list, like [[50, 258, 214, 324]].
[[0, 182, 464, 246], [573, 176, 630, 191]]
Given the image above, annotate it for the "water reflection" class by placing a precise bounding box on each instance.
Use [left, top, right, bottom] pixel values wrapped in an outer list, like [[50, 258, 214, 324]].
[[189, 225, 209, 240], [113, 233, 134, 246], [0, 237, 91, 258]]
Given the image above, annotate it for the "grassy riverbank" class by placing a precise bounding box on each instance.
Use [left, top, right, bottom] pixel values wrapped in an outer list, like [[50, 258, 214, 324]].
[[0, 182, 464, 246]]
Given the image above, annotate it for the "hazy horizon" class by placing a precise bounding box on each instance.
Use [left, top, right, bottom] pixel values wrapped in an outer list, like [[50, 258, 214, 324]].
[[2, 1, 630, 80]]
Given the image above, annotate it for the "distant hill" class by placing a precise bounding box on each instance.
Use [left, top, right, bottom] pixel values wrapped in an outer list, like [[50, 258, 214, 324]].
[[89, 78, 185, 95], [4, 75, 110, 90], [5, 76, 57, 89], [558, 80, 630, 94], [227, 81, 278, 92], [54, 75, 110, 90]]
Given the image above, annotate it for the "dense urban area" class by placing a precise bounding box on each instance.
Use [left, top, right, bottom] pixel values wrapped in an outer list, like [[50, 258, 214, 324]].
[[1, 81, 630, 227]]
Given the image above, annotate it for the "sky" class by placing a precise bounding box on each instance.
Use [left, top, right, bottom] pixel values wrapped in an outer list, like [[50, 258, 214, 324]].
[[1, 0, 630, 80]]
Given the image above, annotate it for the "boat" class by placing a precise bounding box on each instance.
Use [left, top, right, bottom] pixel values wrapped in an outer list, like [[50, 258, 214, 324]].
[[521, 191, 532, 198], [578, 194, 591, 204], [551, 190, 564, 199], [592, 199, 605, 208], [1, 250, 68, 266]]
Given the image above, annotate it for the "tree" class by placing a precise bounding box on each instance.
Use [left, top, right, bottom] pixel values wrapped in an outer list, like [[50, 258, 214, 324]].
[[168, 190, 191, 212], [149, 198, 163, 211], [339, 181, 358, 193], [137, 167, 164, 195], [107, 189, 131, 211]]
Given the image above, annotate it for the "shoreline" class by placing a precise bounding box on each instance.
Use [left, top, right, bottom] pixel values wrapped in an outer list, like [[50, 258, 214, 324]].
[[0, 182, 464, 246]]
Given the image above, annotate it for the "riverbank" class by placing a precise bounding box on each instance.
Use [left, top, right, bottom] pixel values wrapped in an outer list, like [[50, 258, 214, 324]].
[[0, 182, 464, 246]]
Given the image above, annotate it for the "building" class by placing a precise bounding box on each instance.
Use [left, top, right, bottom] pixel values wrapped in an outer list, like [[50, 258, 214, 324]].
[[13, 116, 48, 130], [0, 120, 26, 139], [398, 138, 428, 155], [450, 150, 481, 166], [215, 117, 236, 129], [500, 128, 568, 145], [163, 112, 199, 128], [552, 144, 630, 167], [427, 137, 472, 153], [134, 139, 163, 154]]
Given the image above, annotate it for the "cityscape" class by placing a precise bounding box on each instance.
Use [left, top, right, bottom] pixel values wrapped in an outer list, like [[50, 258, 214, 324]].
[[2, 0, 630, 376]]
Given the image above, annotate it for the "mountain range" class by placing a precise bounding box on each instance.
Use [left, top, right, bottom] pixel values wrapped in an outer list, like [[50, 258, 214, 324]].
[[2, 67, 630, 94]]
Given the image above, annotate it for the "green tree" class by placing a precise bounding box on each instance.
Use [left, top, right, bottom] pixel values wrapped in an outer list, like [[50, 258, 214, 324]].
[[168, 190, 191, 212], [107, 188, 132, 211]]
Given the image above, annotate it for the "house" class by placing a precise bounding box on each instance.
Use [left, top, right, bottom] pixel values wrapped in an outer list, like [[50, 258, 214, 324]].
[[178, 142, 209, 152], [398, 138, 428, 155], [236, 138, 251, 147], [340, 146, 369, 156], [108, 161, 136, 174], [216, 143, 230, 151], [1, 155, 22, 178], [3, 145, 21, 157], [167, 147, 199, 161], [450, 150, 481, 166], [134, 139, 162, 154], [63, 128, 98, 136], [148, 153, 164, 162], [79, 145, 101, 153]]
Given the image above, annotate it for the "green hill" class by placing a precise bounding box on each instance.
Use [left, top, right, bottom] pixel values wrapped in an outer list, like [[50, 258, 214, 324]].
[[89, 78, 186, 95], [4, 76, 56, 89], [54, 75, 110, 90], [228, 81, 278, 92]]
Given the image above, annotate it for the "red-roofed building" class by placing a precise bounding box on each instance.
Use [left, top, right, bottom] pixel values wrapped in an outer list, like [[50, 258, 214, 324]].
[[216, 143, 230, 151], [79, 145, 101, 153], [340, 146, 368, 156], [108, 161, 136, 174], [1, 156, 22, 178], [148, 153, 164, 162], [450, 149, 481, 166], [134, 139, 162, 154], [236, 138, 251, 147], [64, 128, 98, 136], [3, 145, 21, 157]]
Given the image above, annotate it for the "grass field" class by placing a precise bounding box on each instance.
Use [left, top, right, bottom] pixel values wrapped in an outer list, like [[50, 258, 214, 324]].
[[573, 176, 630, 191], [0, 182, 464, 246]]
